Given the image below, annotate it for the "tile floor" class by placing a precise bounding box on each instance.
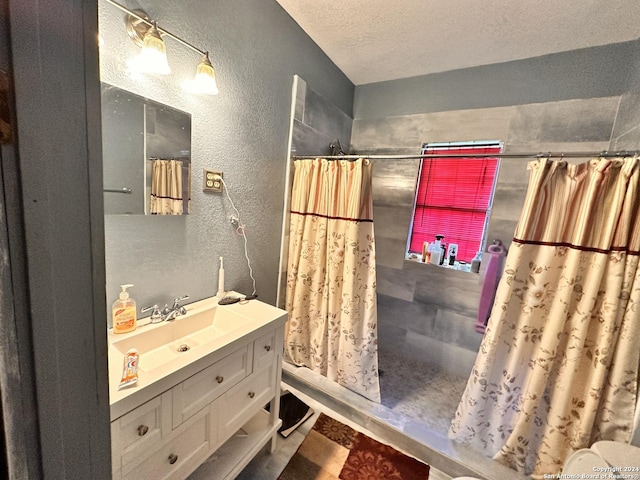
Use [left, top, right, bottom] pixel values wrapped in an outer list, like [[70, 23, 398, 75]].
[[192, 347, 529, 480], [236, 383, 451, 480], [377, 347, 468, 436]]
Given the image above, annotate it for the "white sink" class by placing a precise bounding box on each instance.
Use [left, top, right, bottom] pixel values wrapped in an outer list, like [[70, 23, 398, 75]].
[[111, 302, 252, 373], [108, 293, 289, 418]]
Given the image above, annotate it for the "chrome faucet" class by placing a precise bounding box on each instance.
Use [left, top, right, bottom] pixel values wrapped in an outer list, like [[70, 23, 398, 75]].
[[141, 295, 189, 323]]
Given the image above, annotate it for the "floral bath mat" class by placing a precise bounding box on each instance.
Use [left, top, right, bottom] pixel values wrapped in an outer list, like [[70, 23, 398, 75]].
[[277, 413, 430, 479]]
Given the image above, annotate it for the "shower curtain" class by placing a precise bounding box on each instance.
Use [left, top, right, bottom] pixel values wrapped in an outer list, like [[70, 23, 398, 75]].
[[284, 158, 381, 403], [150, 158, 184, 215], [449, 157, 640, 478]]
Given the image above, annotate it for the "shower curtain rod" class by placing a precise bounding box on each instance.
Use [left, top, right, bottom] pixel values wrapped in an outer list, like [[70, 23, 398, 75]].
[[292, 150, 640, 160]]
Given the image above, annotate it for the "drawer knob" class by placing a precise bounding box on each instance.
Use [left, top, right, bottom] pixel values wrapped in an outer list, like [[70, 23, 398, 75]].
[[137, 425, 149, 436], [168, 453, 178, 465], [248, 391, 255, 399], [216, 376, 224, 384], [264, 345, 271, 352]]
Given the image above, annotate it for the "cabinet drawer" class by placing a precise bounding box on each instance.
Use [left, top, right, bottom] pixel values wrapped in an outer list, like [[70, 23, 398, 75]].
[[253, 330, 276, 371], [172, 344, 250, 428], [219, 364, 275, 439], [112, 393, 171, 472], [122, 406, 214, 480]]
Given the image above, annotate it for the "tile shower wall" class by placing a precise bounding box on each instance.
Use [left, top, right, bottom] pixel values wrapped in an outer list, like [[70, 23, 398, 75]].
[[611, 40, 640, 150], [278, 76, 353, 308], [352, 96, 621, 377]]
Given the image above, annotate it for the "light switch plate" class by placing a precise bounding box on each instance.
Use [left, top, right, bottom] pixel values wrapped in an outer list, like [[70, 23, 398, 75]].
[[203, 170, 223, 193]]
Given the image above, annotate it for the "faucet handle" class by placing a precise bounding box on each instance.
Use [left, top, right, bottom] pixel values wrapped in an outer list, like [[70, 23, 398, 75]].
[[141, 304, 162, 323], [172, 295, 189, 309]]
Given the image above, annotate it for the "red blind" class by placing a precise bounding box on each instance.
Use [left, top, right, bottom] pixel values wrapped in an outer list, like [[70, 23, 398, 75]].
[[409, 144, 501, 263]]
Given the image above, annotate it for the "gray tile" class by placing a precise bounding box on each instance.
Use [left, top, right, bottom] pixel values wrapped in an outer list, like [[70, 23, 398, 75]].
[[373, 205, 413, 241], [433, 309, 483, 351], [294, 76, 306, 122], [376, 264, 416, 301], [402, 331, 478, 379], [304, 87, 353, 147], [377, 293, 437, 336], [351, 116, 425, 151], [377, 321, 408, 352], [351, 106, 513, 152], [612, 89, 640, 139], [372, 176, 416, 207], [408, 262, 482, 317], [610, 125, 640, 151], [490, 185, 527, 221], [375, 235, 408, 269], [494, 157, 530, 186], [504, 141, 610, 156], [291, 119, 336, 157], [508, 97, 618, 145], [372, 158, 421, 178], [485, 218, 518, 251]]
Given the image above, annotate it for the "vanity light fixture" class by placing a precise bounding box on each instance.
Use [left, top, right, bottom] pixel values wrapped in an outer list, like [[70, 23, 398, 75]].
[[137, 21, 171, 75], [191, 53, 219, 96], [106, 0, 219, 95]]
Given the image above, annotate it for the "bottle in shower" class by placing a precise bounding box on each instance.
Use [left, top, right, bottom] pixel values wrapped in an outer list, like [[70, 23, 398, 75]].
[[471, 251, 483, 273]]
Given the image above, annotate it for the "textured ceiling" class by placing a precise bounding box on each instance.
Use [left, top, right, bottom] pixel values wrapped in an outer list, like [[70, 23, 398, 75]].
[[276, 0, 640, 85]]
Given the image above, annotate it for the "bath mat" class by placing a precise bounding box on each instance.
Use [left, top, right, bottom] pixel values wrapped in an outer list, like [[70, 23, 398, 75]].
[[266, 391, 315, 438], [278, 413, 430, 479]]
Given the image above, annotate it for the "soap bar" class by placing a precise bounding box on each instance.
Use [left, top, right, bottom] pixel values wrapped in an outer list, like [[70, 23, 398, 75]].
[[218, 296, 240, 305]]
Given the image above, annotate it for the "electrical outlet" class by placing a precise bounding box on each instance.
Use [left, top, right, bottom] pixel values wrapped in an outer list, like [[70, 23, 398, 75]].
[[203, 169, 223, 193]]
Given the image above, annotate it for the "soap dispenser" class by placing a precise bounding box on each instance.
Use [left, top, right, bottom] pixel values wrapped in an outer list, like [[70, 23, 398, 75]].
[[112, 284, 137, 334]]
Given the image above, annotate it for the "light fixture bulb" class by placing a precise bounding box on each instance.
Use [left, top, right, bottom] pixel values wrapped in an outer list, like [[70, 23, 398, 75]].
[[137, 23, 171, 75], [192, 53, 219, 95]]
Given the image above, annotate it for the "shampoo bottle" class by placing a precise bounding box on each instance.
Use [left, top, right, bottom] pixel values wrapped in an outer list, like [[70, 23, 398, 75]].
[[112, 284, 137, 334]]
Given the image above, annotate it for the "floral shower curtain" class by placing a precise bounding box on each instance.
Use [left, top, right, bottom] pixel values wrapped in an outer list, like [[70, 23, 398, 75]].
[[284, 158, 381, 403], [449, 157, 640, 478], [149, 158, 185, 215]]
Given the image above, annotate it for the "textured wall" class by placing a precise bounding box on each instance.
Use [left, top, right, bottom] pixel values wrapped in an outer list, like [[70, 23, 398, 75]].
[[98, 0, 353, 323], [353, 66, 624, 375]]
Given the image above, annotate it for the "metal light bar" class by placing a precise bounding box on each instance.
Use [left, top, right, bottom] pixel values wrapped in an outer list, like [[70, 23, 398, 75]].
[[105, 0, 206, 56]]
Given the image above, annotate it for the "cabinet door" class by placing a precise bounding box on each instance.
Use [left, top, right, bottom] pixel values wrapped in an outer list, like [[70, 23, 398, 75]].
[[219, 363, 276, 440], [112, 392, 171, 473], [253, 329, 276, 372], [121, 405, 215, 480], [172, 344, 250, 428]]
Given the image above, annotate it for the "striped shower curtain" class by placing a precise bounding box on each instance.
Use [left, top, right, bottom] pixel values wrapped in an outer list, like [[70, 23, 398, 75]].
[[284, 158, 381, 403], [450, 157, 640, 478], [149, 158, 185, 215]]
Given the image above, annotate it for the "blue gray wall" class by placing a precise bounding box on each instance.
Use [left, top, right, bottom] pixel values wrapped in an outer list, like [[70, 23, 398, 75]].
[[98, 0, 354, 322], [352, 41, 639, 377]]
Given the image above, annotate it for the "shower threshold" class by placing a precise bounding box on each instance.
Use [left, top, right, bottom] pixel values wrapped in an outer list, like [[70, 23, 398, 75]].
[[282, 361, 527, 480]]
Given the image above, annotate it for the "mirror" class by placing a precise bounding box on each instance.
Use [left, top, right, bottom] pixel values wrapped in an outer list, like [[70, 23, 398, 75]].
[[101, 83, 192, 215]]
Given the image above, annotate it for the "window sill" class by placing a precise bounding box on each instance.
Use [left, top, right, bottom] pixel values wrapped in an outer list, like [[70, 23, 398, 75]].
[[404, 254, 478, 274]]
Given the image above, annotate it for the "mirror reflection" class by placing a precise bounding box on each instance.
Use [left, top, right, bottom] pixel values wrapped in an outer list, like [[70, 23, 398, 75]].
[[101, 83, 192, 215]]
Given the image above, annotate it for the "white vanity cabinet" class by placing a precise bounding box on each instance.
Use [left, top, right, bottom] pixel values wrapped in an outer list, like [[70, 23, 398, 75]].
[[108, 297, 286, 480]]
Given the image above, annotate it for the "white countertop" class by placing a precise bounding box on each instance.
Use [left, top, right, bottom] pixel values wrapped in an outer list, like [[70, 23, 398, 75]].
[[107, 294, 287, 420]]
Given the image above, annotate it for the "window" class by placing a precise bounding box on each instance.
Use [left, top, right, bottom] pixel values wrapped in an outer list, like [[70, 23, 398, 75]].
[[408, 141, 502, 264]]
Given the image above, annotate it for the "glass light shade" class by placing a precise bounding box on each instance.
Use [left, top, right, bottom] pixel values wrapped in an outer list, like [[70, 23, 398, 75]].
[[192, 54, 218, 95], [137, 25, 171, 75]]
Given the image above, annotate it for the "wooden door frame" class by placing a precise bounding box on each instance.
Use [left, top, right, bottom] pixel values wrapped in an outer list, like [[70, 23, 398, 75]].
[[1, 0, 111, 478]]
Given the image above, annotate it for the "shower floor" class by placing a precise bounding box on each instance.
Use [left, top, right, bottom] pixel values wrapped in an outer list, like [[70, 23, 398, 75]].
[[377, 347, 468, 436]]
